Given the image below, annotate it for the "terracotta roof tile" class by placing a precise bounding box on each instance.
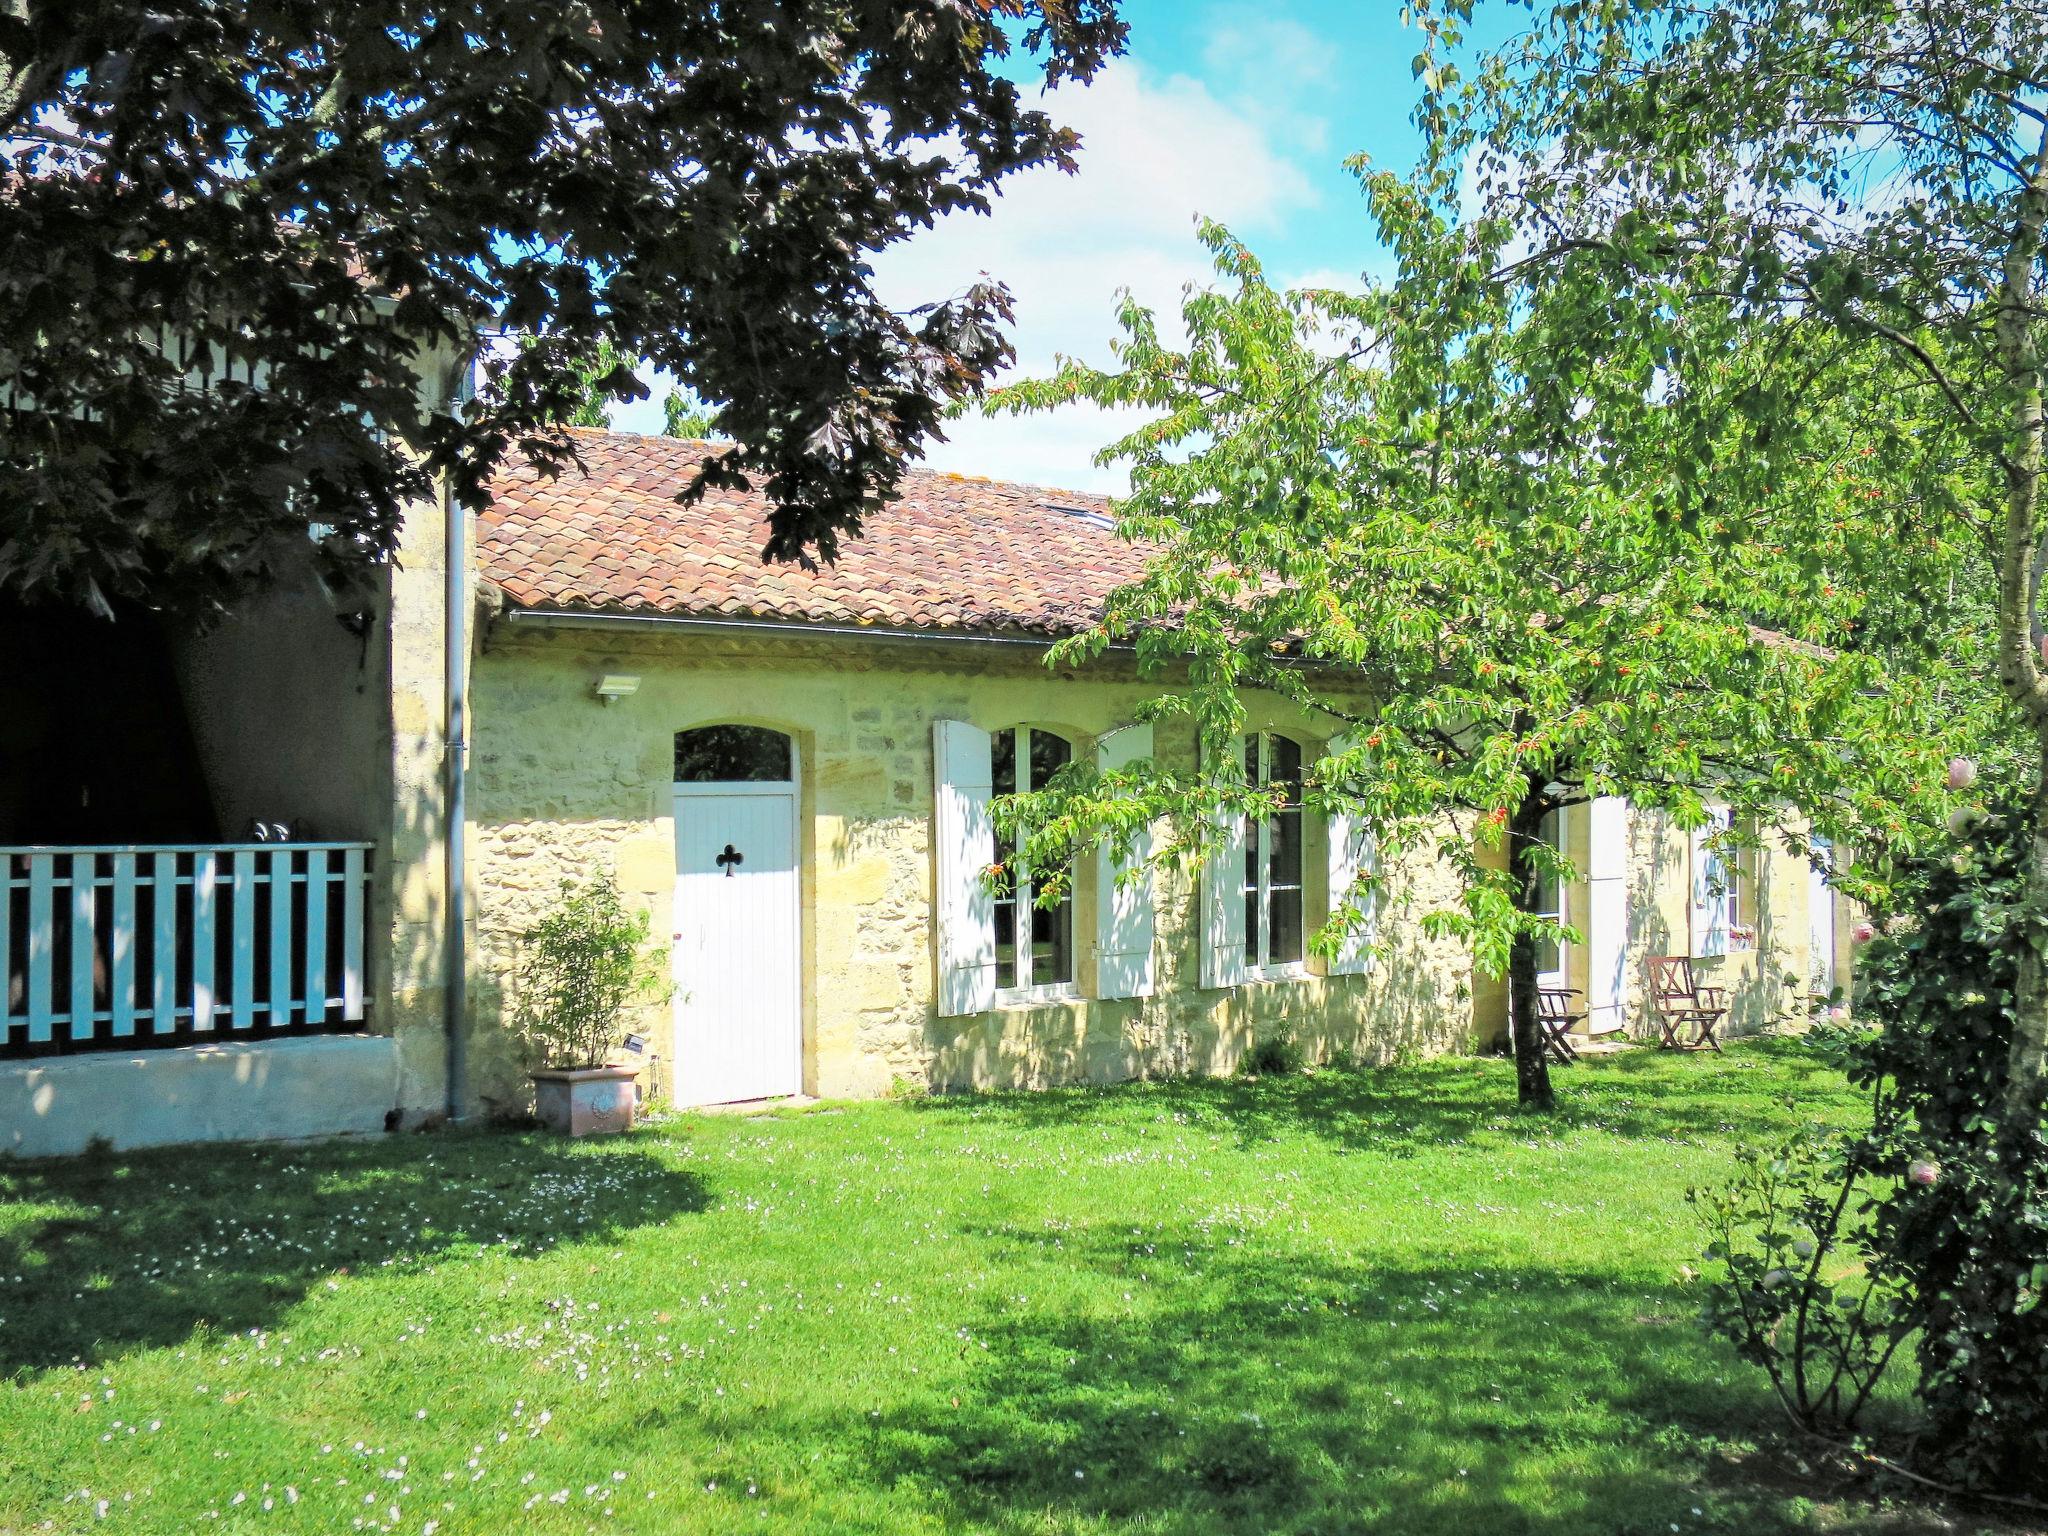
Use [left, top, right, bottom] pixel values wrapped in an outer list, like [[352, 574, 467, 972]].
[[478, 429, 1150, 638]]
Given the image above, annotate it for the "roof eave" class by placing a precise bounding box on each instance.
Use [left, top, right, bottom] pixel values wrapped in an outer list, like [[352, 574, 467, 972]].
[[496, 604, 1112, 652]]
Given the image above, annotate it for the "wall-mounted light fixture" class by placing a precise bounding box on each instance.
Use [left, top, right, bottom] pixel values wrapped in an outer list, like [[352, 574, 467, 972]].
[[593, 673, 641, 705]]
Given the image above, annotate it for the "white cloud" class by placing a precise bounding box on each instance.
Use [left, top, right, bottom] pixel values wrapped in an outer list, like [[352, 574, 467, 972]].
[[868, 59, 1320, 493], [1202, 16, 1336, 95], [1198, 15, 1336, 158]]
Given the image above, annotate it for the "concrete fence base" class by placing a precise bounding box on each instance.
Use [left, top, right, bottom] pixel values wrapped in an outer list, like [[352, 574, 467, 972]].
[[0, 1035, 401, 1159]]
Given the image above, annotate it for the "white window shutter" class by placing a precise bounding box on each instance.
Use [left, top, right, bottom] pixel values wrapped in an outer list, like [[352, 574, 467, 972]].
[[933, 720, 997, 1016], [1690, 806, 1732, 958], [1200, 805, 1251, 990], [1094, 724, 1156, 1000], [1323, 735, 1377, 976]]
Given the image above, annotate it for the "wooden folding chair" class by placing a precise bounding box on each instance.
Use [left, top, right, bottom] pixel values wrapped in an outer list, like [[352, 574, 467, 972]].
[[1536, 986, 1586, 1063], [1647, 956, 1728, 1052]]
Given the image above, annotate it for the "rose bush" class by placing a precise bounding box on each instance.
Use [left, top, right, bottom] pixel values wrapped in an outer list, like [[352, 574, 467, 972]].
[[1847, 801, 2048, 1495], [1696, 800, 2048, 1496]]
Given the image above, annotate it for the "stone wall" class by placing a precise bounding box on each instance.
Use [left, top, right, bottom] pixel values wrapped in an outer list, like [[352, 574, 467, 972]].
[[167, 339, 470, 1125], [463, 622, 1490, 1109], [458, 620, 1854, 1108], [364, 342, 473, 1119], [1619, 805, 1849, 1038]]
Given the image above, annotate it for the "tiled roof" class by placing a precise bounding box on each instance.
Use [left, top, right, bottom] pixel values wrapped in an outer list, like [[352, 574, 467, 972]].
[[478, 429, 1149, 638]]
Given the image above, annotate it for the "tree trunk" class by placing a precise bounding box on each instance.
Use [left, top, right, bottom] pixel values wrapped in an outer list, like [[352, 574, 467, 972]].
[[2011, 727, 2048, 1118], [1993, 122, 2048, 1125], [1507, 788, 1557, 1112], [0, 4, 26, 123]]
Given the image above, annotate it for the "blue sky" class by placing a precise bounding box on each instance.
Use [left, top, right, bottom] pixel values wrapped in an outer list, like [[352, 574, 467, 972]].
[[617, 2, 1511, 491]]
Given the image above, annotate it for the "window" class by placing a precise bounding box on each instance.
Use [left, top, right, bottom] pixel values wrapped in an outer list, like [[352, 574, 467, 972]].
[[1242, 733, 1306, 972], [1722, 839, 1758, 941], [1533, 807, 1568, 985], [1692, 808, 1758, 955], [991, 726, 1075, 995], [675, 725, 793, 783]]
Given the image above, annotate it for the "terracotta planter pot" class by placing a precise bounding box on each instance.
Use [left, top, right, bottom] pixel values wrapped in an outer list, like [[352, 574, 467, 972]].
[[531, 1064, 640, 1137]]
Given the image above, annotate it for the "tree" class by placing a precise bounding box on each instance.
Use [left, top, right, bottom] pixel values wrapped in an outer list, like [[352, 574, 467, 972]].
[[1399, 0, 2048, 1121], [1380, 1, 2048, 1484], [661, 387, 717, 442], [0, 0, 1125, 615], [553, 338, 635, 431], [990, 210, 1976, 1109], [549, 338, 718, 438]]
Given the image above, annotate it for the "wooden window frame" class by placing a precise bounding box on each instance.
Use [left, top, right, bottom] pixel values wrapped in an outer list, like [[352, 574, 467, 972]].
[[1533, 806, 1570, 989], [991, 725, 1079, 1003], [1241, 732, 1308, 979]]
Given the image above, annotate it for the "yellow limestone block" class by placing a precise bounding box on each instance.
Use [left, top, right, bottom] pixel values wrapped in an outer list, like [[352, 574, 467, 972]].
[[615, 838, 673, 895]]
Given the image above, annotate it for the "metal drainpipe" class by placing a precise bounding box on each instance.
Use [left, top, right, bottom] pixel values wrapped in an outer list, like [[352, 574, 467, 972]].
[[442, 467, 469, 1124]]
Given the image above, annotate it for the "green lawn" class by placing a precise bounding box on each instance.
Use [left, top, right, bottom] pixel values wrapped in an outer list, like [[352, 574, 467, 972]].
[[0, 1040, 1932, 1534]]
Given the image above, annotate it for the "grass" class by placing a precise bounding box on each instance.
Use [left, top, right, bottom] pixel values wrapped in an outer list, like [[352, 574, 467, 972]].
[[0, 1038, 1969, 1535]]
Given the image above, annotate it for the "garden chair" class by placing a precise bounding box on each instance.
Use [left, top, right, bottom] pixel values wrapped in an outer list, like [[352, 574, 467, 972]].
[[1535, 987, 1586, 1063], [1646, 956, 1727, 1052]]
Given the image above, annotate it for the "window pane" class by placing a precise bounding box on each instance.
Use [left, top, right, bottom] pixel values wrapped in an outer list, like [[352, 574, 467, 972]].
[[1028, 728, 1071, 790], [991, 730, 1017, 928], [1242, 822, 1262, 964], [1269, 884, 1305, 965], [992, 728, 1017, 797], [1534, 808, 1565, 974], [993, 719, 1018, 993], [993, 893, 1018, 990], [1268, 735, 1302, 801], [674, 725, 792, 782], [1269, 806, 1303, 891], [1534, 808, 1563, 923], [1243, 735, 1258, 783], [1032, 888, 1074, 986]]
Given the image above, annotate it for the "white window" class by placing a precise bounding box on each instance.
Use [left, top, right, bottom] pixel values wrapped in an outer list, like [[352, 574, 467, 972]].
[[1690, 807, 1757, 956], [1241, 733, 1307, 975], [1726, 839, 1758, 947], [1533, 807, 1569, 988], [991, 726, 1076, 998]]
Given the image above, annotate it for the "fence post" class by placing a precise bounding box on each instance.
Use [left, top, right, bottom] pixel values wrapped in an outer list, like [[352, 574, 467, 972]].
[[110, 853, 137, 1038], [191, 851, 218, 1032]]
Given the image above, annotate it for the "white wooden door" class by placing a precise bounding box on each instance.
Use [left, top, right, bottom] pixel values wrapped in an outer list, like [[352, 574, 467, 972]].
[[672, 782, 801, 1106]]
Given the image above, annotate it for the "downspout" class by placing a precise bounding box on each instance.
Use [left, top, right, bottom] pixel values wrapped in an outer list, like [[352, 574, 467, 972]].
[[442, 455, 469, 1123]]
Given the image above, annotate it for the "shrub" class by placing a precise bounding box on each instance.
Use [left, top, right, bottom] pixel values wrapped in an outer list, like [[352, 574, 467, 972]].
[[1240, 1034, 1305, 1077], [1846, 802, 2048, 1496], [1695, 802, 2048, 1497], [513, 879, 668, 1071], [1690, 1121, 1914, 1432]]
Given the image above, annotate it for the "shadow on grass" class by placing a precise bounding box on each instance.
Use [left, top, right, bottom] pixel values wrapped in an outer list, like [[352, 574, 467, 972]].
[[0, 1129, 705, 1377], [910, 1036, 1855, 1163], [869, 1219, 1816, 1536]]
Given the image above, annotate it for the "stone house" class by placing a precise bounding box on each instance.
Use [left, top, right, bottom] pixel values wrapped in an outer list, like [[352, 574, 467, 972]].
[[0, 423, 1855, 1152]]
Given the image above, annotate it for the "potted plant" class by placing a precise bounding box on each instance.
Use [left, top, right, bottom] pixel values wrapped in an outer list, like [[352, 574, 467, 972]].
[[514, 878, 667, 1136]]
